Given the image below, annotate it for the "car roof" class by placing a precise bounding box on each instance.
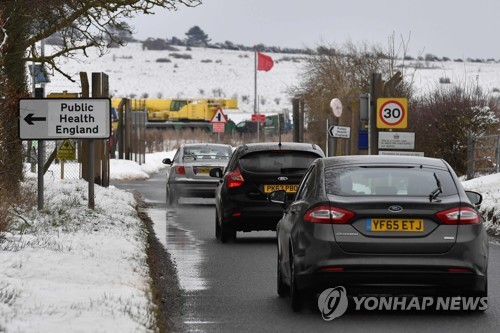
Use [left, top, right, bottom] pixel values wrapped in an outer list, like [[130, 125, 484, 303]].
[[236, 142, 324, 155], [321, 155, 448, 169], [180, 143, 231, 148]]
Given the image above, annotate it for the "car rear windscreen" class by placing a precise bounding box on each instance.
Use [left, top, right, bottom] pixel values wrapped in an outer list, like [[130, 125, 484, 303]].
[[239, 151, 321, 173], [325, 166, 458, 197]]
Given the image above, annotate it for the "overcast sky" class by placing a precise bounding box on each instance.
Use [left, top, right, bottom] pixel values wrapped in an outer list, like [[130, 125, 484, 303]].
[[127, 0, 499, 59]]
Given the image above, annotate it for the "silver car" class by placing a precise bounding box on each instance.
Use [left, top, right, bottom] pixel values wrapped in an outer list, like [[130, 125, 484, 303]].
[[163, 143, 232, 205]]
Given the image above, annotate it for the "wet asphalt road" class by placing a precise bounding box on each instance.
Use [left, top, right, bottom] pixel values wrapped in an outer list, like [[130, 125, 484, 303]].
[[113, 172, 500, 333]]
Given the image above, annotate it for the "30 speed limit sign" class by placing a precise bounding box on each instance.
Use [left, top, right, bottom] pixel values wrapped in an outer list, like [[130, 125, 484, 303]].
[[376, 98, 408, 129]]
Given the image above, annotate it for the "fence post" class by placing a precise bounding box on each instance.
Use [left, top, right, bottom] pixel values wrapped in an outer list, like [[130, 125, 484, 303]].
[[496, 135, 500, 173], [466, 135, 475, 180]]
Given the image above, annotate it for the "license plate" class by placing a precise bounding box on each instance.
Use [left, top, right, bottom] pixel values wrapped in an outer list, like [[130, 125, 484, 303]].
[[264, 184, 298, 193], [366, 219, 424, 232], [194, 167, 210, 175]]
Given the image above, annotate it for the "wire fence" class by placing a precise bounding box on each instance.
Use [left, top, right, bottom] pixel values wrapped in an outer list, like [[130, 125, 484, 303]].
[[466, 135, 500, 180]]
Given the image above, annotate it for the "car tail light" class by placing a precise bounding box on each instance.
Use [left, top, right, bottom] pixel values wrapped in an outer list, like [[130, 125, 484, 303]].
[[435, 207, 481, 225], [319, 267, 345, 272], [225, 168, 244, 188], [175, 166, 185, 175], [447, 267, 472, 273], [304, 205, 355, 224]]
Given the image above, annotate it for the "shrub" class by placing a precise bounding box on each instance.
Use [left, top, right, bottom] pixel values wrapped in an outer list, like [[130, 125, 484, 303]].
[[169, 53, 192, 60], [156, 58, 171, 63]]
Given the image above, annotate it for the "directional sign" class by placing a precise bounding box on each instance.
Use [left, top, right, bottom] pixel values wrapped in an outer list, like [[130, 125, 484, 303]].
[[377, 98, 408, 129], [19, 98, 111, 140], [328, 125, 351, 138], [210, 107, 227, 124]]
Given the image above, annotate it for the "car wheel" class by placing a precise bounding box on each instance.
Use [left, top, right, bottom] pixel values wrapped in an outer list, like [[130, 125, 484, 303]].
[[290, 257, 302, 311], [166, 186, 178, 206], [277, 252, 289, 297], [215, 211, 221, 240], [220, 222, 236, 243]]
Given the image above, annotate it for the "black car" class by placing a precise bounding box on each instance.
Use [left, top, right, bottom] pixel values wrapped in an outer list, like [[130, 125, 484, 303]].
[[210, 142, 325, 242], [271, 155, 488, 311]]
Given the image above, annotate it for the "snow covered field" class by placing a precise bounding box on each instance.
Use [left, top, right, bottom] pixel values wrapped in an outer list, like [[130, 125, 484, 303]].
[[45, 42, 500, 122]]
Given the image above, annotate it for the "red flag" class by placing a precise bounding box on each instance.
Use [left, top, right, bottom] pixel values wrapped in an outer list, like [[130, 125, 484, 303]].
[[257, 52, 274, 71]]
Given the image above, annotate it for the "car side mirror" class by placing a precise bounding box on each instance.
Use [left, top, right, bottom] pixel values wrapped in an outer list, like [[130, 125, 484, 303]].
[[209, 167, 223, 178], [465, 190, 482, 207], [162, 158, 172, 165], [268, 190, 287, 206]]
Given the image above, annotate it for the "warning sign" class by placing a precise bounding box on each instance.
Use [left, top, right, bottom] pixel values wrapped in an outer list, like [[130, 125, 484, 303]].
[[57, 140, 76, 160]]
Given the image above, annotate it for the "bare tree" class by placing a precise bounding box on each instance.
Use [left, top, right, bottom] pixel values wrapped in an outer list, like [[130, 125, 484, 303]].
[[0, 0, 201, 197], [412, 84, 500, 175], [293, 40, 414, 151]]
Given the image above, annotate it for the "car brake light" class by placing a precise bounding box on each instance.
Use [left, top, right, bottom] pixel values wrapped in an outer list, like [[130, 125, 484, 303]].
[[304, 205, 355, 224], [225, 168, 244, 188], [175, 166, 185, 174], [319, 267, 345, 272], [435, 207, 481, 225], [448, 268, 472, 273]]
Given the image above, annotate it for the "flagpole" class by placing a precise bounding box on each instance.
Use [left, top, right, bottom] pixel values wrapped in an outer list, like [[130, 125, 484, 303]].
[[255, 51, 260, 141]]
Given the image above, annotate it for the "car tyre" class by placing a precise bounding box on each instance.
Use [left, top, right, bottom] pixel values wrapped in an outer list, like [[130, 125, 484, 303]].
[[277, 252, 289, 297], [166, 186, 178, 206], [215, 211, 221, 240], [220, 222, 236, 243], [290, 258, 303, 311]]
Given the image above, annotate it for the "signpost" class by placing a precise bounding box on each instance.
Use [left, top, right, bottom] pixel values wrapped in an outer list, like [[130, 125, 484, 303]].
[[251, 114, 266, 123], [378, 132, 415, 150], [210, 106, 227, 134], [18, 97, 111, 210], [328, 125, 351, 139], [376, 98, 408, 129], [19, 98, 111, 139]]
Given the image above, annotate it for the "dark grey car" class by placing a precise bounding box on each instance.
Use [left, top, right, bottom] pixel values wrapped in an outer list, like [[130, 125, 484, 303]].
[[271, 155, 488, 311]]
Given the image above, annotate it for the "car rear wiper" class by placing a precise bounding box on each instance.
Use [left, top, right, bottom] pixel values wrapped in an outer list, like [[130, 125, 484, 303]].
[[429, 172, 442, 201], [280, 167, 307, 173]]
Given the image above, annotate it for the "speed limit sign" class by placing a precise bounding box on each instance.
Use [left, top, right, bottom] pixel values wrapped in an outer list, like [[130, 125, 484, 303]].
[[376, 98, 408, 129]]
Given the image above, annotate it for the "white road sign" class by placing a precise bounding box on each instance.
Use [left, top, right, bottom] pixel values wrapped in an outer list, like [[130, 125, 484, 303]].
[[328, 125, 351, 138], [378, 132, 415, 149], [19, 98, 111, 140], [210, 107, 228, 124]]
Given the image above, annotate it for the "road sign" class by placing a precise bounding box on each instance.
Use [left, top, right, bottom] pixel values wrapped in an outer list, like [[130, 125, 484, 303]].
[[251, 114, 266, 122], [378, 132, 415, 149], [212, 123, 225, 133], [210, 107, 227, 124], [328, 125, 351, 138], [379, 150, 424, 157], [57, 140, 76, 160], [19, 98, 111, 140], [376, 98, 408, 129]]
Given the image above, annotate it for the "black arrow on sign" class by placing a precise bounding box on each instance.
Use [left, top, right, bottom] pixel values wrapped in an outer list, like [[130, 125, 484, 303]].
[[24, 113, 46, 125]]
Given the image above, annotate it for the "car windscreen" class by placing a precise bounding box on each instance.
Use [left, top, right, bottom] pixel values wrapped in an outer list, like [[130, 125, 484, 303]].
[[183, 146, 232, 160], [325, 166, 458, 197], [239, 150, 321, 173]]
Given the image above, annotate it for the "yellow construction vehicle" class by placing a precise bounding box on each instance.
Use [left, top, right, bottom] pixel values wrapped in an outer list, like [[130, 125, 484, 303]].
[[111, 97, 238, 131]]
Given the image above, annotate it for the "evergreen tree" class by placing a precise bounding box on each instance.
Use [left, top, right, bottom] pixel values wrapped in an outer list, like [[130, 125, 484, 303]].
[[185, 26, 210, 47]]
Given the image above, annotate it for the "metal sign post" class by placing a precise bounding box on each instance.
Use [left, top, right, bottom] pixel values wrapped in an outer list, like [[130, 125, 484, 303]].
[[18, 97, 111, 210]]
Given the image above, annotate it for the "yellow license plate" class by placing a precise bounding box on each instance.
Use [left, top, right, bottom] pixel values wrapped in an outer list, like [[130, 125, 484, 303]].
[[264, 184, 299, 193], [195, 167, 210, 174], [367, 219, 424, 232]]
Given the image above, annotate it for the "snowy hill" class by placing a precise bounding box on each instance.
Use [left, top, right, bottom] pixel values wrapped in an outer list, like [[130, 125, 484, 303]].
[[45, 42, 500, 119]]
